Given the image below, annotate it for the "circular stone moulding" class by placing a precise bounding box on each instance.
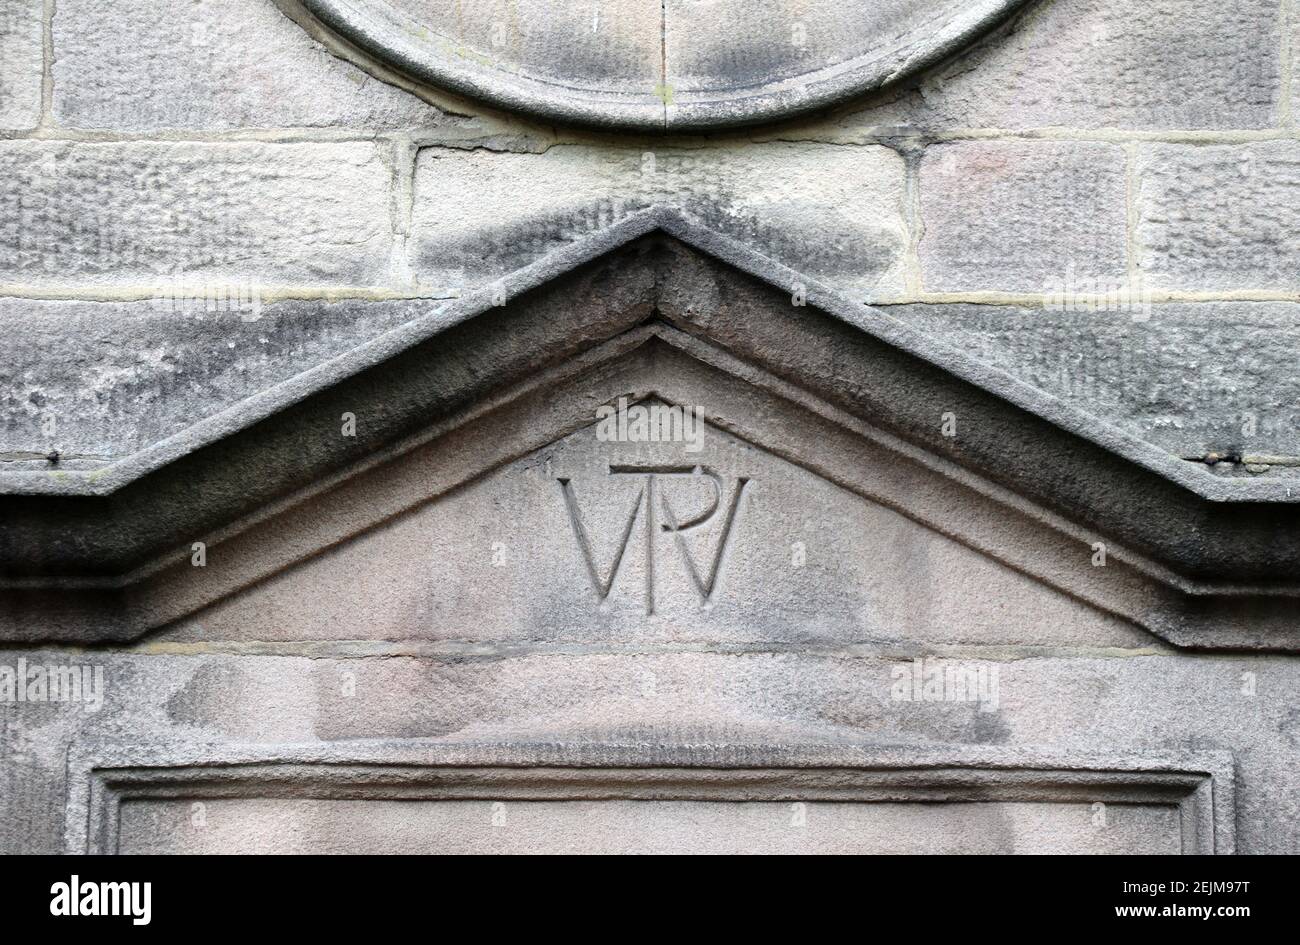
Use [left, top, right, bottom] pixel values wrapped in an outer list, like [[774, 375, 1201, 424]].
[[299, 0, 1034, 131]]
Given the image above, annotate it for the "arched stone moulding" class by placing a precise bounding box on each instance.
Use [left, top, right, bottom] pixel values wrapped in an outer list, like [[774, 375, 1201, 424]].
[[295, 0, 1036, 131]]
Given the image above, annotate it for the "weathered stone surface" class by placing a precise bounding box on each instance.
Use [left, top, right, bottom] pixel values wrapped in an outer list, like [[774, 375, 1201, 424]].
[[0, 1, 43, 131], [1294, 5, 1300, 129], [1136, 142, 1300, 292], [2, 651, 1293, 853], [158, 414, 1150, 650], [117, 796, 1181, 855], [3, 0, 1299, 860], [919, 140, 1128, 292], [665, 0, 967, 92], [829, 0, 1283, 133], [659, 0, 1032, 129], [883, 301, 1300, 465], [0, 298, 427, 465], [411, 143, 908, 300], [2, 233, 1295, 648], [381, 0, 663, 93], [298, 0, 1031, 130], [412, 147, 644, 289], [52, 0, 444, 131], [0, 141, 393, 289]]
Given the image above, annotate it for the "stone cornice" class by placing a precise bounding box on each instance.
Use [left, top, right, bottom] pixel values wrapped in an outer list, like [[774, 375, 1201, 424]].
[[0, 208, 1296, 647]]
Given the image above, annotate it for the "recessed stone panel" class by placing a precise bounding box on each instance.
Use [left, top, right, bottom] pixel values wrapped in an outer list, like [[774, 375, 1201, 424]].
[[76, 752, 1227, 855], [117, 796, 1181, 855]]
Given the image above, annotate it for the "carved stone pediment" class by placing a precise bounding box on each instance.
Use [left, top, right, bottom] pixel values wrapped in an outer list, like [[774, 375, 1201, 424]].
[[156, 338, 1146, 651], [2, 212, 1297, 648]]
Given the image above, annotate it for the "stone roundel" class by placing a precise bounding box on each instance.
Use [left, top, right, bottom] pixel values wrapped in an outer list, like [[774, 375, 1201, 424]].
[[299, 0, 1033, 131]]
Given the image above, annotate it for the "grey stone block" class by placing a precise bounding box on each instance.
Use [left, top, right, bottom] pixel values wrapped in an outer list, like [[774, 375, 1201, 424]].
[[837, 0, 1283, 132], [0, 651, 1290, 853], [52, 0, 442, 131], [0, 141, 393, 289], [1136, 142, 1300, 291], [882, 301, 1300, 465], [1294, 4, 1300, 129], [297, 0, 1031, 131], [919, 140, 1128, 292], [0, 1, 43, 131], [0, 297, 428, 465], [411, 143, 907, 300]]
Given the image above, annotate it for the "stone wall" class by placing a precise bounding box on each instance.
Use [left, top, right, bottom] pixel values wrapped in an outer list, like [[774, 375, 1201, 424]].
[[1, 0, 1297, 854], [4, 0, 1299, 467]]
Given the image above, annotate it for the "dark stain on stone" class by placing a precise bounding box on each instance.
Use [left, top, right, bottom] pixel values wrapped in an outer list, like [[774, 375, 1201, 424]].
[[414, 200, 650, 280]]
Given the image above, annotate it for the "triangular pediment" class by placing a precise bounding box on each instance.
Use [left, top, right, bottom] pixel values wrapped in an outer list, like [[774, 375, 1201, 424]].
[[2, 212, 1297, 649], [154, 338, 1149, 651]]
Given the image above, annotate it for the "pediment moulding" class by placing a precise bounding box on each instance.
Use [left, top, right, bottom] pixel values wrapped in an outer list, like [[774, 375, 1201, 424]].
[[0, 213, 1295, 649]]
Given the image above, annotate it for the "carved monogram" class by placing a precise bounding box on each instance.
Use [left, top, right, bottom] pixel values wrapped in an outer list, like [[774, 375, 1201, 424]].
[[558, 465, 750, 614]]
